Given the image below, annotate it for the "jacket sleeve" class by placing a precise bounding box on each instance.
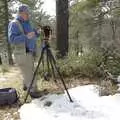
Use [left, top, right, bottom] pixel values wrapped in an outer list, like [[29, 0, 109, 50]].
[[8, 21, 28, 44]]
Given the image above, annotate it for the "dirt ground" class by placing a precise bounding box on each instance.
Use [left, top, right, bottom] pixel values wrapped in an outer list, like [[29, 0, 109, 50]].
[[0, 66, 96, 120]]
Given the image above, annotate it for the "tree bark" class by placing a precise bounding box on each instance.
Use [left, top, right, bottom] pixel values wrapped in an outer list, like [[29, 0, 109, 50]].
[[56, 0, 69, 58], [0, 55, 2, 65], [4, 0, 13, 65]]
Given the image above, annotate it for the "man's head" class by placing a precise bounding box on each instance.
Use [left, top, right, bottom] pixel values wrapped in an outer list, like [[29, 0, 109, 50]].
[[18, 4, 30, 21]]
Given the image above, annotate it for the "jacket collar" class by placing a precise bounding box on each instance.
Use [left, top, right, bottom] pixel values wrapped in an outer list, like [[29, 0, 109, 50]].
[[16, 15, 29, 23]]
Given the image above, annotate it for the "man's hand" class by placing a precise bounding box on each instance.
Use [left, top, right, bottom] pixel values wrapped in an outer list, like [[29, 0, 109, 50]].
[[27, 32, 35, 39]]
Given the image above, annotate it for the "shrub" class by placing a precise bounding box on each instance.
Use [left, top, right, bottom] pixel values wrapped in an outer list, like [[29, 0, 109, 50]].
[[57, 50, 103, 78]]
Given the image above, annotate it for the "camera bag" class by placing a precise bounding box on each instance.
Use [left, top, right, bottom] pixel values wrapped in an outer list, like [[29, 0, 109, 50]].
[[0, 88, 19, 105]]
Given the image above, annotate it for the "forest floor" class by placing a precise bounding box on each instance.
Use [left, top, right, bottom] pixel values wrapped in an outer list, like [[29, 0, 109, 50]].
[[0, 66, 96, 120]]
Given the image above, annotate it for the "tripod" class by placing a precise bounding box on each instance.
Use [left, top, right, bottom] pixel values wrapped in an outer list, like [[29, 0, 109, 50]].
[[24, 40, 73, 103]]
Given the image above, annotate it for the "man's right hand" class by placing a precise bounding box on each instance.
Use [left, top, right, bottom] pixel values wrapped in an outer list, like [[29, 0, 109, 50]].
[[26, 32, 35, 39]]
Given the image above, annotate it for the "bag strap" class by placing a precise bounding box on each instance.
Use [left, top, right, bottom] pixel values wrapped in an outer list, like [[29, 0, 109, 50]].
[[13, 19, 25, 35], [12, 19, 27, 53]]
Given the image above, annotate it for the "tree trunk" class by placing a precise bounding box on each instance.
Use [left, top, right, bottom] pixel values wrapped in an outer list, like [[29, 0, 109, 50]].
[[4, 0, 13, 65], [0, 55, 2, 65], [56, 0, 69, 58]]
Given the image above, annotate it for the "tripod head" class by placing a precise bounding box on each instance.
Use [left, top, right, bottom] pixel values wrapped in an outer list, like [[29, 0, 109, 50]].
[[43, 26, 52, 39], [38, 25, 52, 41], [38, 25, 52, 49]]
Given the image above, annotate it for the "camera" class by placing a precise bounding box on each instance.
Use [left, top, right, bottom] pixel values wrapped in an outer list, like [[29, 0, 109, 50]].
[[42, 25, 52, 40], [37, 25, 52, 40]]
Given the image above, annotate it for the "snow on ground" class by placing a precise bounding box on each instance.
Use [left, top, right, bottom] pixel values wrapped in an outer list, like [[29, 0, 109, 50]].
[[19, 85, 120, 120]]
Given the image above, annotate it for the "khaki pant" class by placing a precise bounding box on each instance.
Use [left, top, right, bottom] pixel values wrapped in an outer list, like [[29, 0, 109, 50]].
[[13, 44, 37, 91]]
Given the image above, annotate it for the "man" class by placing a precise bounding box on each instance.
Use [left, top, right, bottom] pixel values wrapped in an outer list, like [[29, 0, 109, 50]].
[[8, 4, 46, 98]]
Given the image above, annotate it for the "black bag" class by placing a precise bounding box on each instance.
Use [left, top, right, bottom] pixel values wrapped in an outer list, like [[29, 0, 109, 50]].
[[0, 88, 19, 105]]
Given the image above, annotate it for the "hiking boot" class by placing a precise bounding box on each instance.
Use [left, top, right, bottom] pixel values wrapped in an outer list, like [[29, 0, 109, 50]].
[[30, 89, 48, 98]]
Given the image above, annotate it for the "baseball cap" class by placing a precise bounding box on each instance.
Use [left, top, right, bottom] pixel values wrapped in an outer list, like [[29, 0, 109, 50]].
[[18, 4, 29, 13]]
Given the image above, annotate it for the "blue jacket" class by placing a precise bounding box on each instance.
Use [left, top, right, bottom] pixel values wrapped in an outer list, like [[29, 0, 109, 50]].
[[8, 16, 39, 53]]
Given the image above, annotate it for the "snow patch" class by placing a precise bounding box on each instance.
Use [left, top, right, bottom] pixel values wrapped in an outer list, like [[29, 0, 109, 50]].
[[19, 85, 120, 120]]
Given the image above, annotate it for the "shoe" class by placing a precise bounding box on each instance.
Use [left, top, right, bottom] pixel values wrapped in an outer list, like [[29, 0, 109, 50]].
[[30, 89, 48, 98]]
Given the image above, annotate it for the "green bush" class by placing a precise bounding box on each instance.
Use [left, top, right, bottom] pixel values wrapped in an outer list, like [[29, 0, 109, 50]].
[[105, 57, 120, 76], [57, 50, 103, 78], [37, 49, 120, 79]]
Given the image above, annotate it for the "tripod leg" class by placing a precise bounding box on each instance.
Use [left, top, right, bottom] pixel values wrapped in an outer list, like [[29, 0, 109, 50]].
[[47, 48, 73, 102], [42, 54, 45, 73], [46, 50, 50, 73], [24, 48, 45, 103], [48, 54, 58, 83], [49, 56, 64, 91], [42, 52, 50, 81]]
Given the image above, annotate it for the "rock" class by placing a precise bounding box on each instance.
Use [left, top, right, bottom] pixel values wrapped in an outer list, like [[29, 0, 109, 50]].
[[44, 101, 52, 107]]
